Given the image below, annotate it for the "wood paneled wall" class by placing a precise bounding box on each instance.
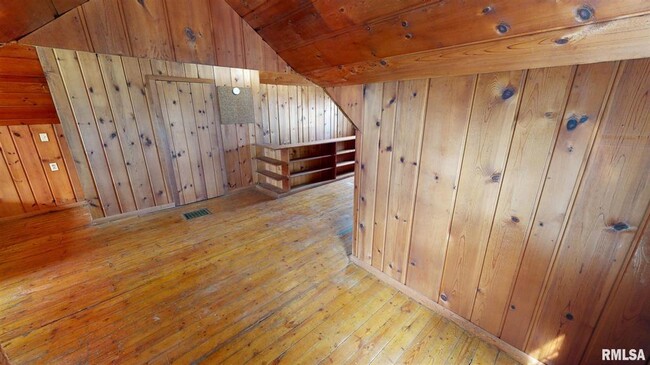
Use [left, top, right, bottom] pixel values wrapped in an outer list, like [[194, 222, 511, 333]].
[[19, 0, 290, 73], [258, 84, 355, 145], [0, 124, 81, 218], [0, 44, 59, 126], [0, 44, 81, 219], [38, 47, 260, 219], [353, 59, 650, 364]]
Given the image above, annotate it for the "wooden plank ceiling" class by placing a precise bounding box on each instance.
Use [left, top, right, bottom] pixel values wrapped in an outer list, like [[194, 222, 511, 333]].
[[226, 0, 650, 86], [0, 0, 88, 43]]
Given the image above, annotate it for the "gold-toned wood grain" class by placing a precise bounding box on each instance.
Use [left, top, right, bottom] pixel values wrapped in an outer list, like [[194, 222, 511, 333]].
[[500, 61, 619, 349], [470, 66, 575, 335], [526, 58, 650, 365], [406, 74, 475, 301], [439, 71, 524, 318]]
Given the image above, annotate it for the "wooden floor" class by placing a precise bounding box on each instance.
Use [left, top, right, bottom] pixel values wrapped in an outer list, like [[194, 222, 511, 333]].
[[0, 178, 518, 365]]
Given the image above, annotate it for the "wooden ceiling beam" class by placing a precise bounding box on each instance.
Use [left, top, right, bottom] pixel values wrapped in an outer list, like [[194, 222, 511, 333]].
[[259, 71, 314, 86], [305, 14, 650, 86]]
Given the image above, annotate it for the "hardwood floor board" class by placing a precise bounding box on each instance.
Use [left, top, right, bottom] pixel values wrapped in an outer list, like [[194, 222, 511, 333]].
[[0, 178, 516, 365]]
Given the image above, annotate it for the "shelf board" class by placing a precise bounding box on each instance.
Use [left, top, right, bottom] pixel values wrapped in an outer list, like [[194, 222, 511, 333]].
[[336, 160, 355, 168], [257, 169, 288, 181], [336, 149, 355, 155], [255, 155, 286, 166], [290, 166, 334, 178], [290, 154, 334, 163]]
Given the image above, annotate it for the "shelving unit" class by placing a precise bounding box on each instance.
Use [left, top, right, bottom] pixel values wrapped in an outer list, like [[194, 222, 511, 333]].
[[254, 136, 356, 197]]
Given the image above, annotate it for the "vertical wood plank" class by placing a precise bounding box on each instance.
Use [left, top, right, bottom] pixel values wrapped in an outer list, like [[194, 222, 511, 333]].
[[214, 67, 242, 189], [0, 145, 24, 217], [500, 62, 619, 349], [357, 83, 383, 264], [0, 126, 38, 212], [405, 75, 476, 300], [122, 57, 170, 206], [158, 80, 197, 203], [77, 52, 134, 213], [266, 84, 279, 145], [165, 0, 216, 64], [371, 81, 398, 270], [288, 86, 299, 143], [38, 47, 103, 218], [176, 81, 208, 200], [210, 0, 245, 68], [202, 83, 227, 196], [471, 66, 575, 335], [276, 85, 290, 145], [308, 86, 316, 142], [259, 84, 271, 144], [580, 217, 650, 365], [98, 54, 155, 210], [119, 0, 174, 60], [190, 82, 219, 199], [230, 68, 253, 187], [53, 124, 84, 202], [8, 125, 55, 209], [526, 59, 650, 365], [382, 79, 429, 283], [81, 0, 131, 56], [439, 70, 525, 319], [28, 124, 76, 205], [315, 88, 324, 140]]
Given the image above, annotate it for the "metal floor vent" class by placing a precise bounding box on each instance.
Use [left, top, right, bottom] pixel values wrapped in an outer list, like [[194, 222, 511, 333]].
[[183, 208, 211, 220]]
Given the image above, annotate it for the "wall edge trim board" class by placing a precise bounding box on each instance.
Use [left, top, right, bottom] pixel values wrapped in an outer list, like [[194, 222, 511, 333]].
[[350, 256, 544, 365]]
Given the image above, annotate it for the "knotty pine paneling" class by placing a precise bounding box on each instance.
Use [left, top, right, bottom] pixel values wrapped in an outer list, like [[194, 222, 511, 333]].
[[19, 0, 290, 73], [258, 84, 354, 146], [0, 124, 80, 218], [351, 59, 650, 365], [38, 47, 261, 219]]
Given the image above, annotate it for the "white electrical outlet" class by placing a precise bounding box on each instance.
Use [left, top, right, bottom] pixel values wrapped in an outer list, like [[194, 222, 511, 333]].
[[49, 162, 59, 171], [39, 133, 49, 142]]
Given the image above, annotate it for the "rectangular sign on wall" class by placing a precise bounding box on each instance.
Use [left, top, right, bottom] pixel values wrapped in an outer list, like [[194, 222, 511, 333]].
[[217, 86, 254, 124]]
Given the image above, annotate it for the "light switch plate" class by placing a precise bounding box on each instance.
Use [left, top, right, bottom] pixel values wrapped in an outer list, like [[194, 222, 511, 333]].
[[39, 133, 49, 142], [49, 162, 59, 171]]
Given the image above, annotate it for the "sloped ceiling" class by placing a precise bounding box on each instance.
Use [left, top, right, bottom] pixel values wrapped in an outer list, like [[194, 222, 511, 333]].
[[226, 0, 650, 86], [5, 0, 291, 73], [0, 0, 88, 43]]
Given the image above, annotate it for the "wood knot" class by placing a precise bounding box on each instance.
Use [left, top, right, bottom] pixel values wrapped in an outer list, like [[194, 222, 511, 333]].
[[511, 216, 520, 223], [491, 172, 501, 182], [579, 115, 589, 123], [184, 27, 197, 42], [612, 222, 630, 231], [401, 20, 409, 28], [555, 37, 570, 45], [404, 33, 413, 39], [565, 312, 574, 321], [501, 87, 515, 100], [440, 293, 448, 302], [576, 5, 594, 22], [496, 22, 510, 34], [567, 117, 578, 130], [482, 6, 493, 14], [510, 304, 516, 310], [379, 59, 388, 66]]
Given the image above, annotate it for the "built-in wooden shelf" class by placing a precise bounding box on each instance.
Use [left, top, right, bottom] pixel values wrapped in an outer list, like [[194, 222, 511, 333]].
[[291, 166, 334, 178], [258, 169, 288, 181], [255, 155, 286, 166], [254, 136, 356, 198], [290, 154, 334, 163]]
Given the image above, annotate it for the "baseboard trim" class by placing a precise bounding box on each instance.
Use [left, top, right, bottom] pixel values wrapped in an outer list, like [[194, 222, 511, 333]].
[[349, 256, 542, 365], [92, 203, 175, 225]]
